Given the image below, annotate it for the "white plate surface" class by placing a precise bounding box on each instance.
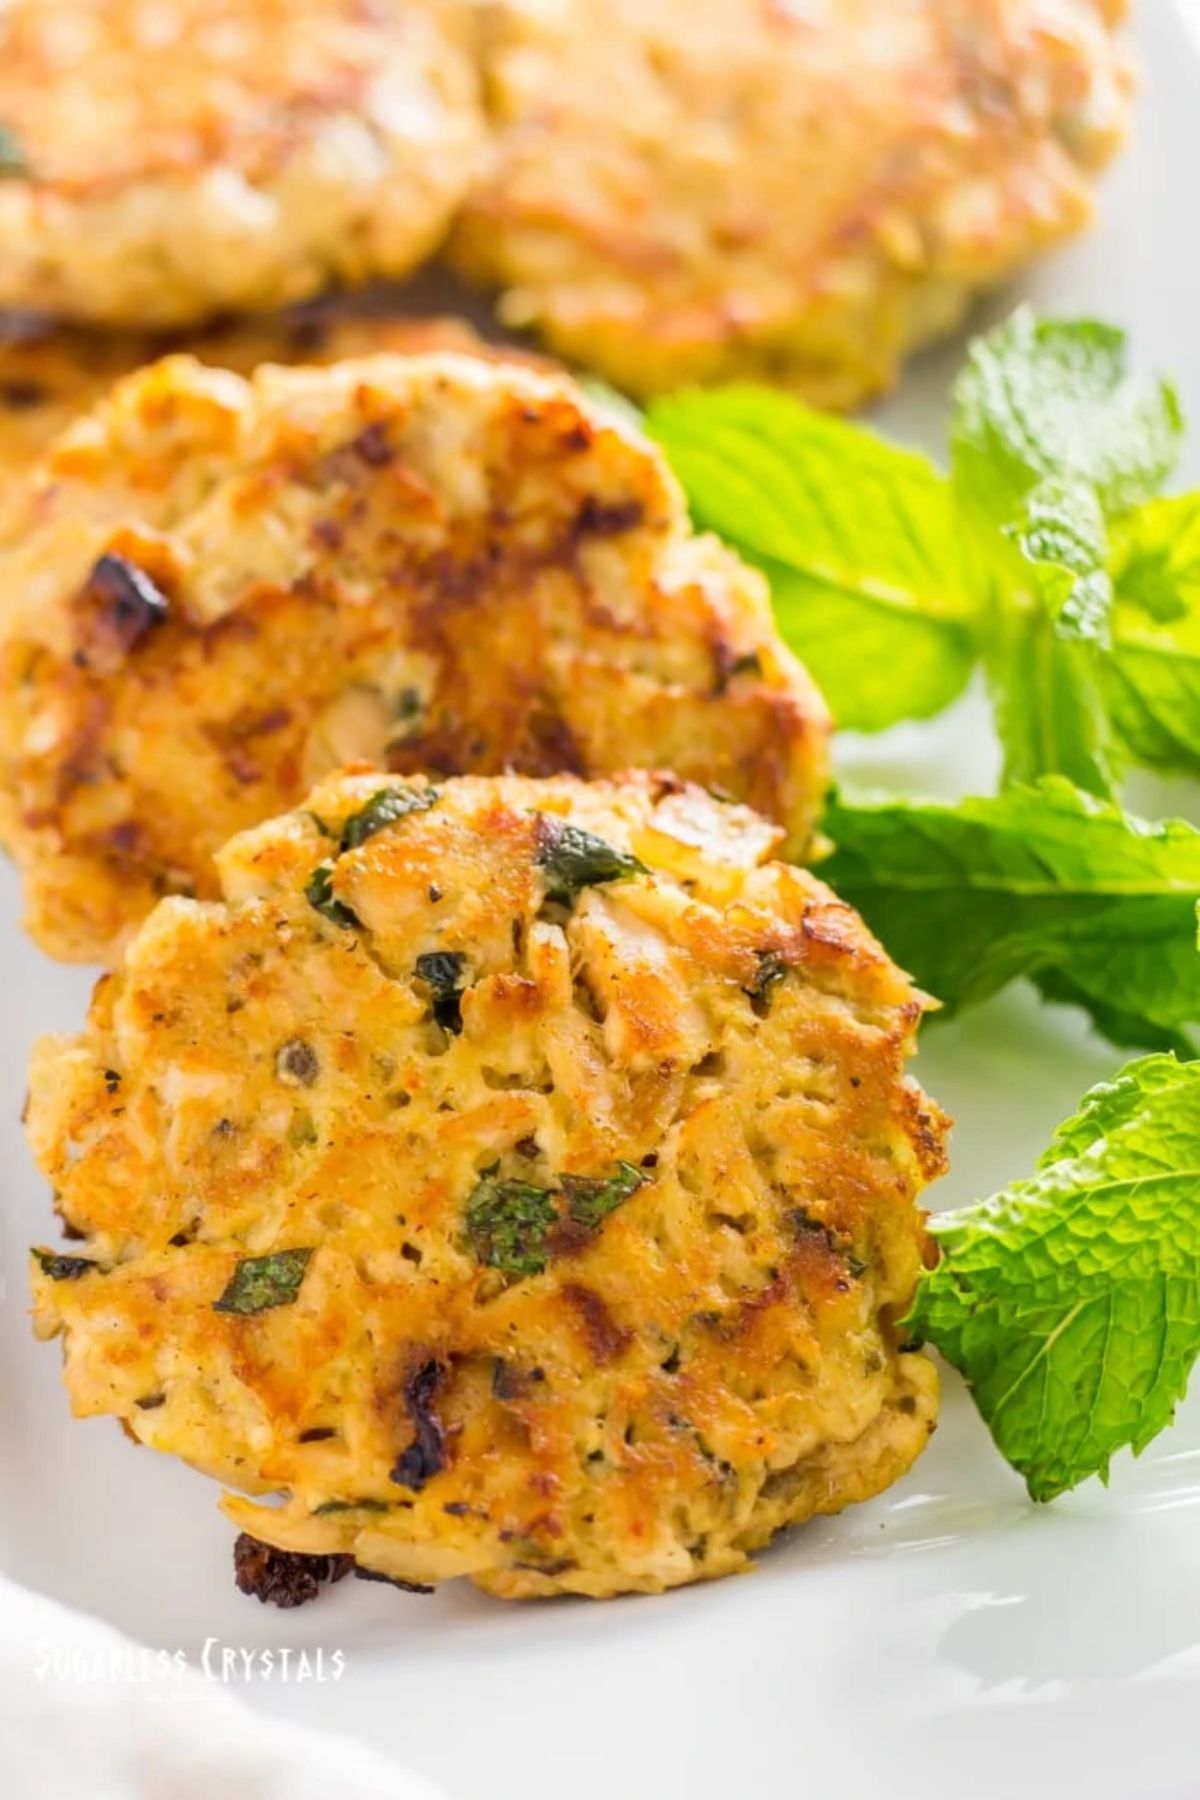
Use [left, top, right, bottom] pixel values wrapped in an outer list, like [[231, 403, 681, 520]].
[[3, 6, 1200, 1797]]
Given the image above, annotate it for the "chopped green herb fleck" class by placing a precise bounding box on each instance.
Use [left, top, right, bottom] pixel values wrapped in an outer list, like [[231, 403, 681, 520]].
[[534, 816, 646, 904], [340, 784, 436, 851], [414, 951, 468, 1033], [304, 861, 359, 929], [0, 125, 28, 178], [313, 1498, 392, 1516], [745, 949, 789, 1009], [286, 1111, 319, 1150], [560, 1162, 646, 1229], [33, 1248, 98, 1281], [213, 1248, 313, 1316], [465, 1177, 558, 1278]]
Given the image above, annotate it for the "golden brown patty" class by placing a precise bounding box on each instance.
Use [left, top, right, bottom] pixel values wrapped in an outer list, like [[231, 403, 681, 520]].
[[0, 311, 533, 512], [29, 768, 947, 1600], [0, 351, 829, 967], [0, 0, 483, 326], [453, 0, 1131, 405]]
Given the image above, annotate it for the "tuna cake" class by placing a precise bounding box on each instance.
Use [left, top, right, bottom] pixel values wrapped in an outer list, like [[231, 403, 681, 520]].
[[0, 311, 536, 512], [28, 768, 948, 1602], [453, 0, 1131, 406], [0, 0, 483, 327], [0, 351, 829, 966]]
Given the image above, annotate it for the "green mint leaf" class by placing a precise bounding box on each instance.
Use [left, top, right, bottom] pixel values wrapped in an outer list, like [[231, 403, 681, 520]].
[[952, 310, 1183, 523], [1103, 494, 1200, 775], [413, 951, 466, 995], [213, 1248, 313, 1315], [0, 125, 28, 178], [647, 385, 977, 732], [1008, 477, 1112, 647], [32, 1249, 99, 1281], [304, 861, 359, 929], [742, 948, 789, 1014], [560, 1163, 646, 1230], [907, 1054, 1200, 1500], [985, 475, 1120, 797], [464, 1177, 558, 1278], [534, 817, 646, 904], [1112, 492, 1200, 624], [950, 315, 1179, 795], [312, 1498, 392, 1516], [821, 778, 1200, 1053], [986, 608, 1119, 799], [340, 784, 436, 851], [984, 474, 1120, 797], [414, 950, 468, 1034]]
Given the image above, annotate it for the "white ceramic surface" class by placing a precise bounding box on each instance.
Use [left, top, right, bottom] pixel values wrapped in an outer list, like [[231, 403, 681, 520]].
[[3, 6, 1199, 1797]]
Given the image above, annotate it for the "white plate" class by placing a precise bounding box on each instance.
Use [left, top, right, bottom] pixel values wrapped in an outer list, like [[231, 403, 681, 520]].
[[3, 6, 1200, 1797]]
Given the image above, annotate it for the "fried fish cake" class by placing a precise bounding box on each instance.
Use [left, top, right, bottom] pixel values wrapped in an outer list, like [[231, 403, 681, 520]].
[[0, 311, 528, 511], [29, 769, 947, 1601], [0, 351, 829, 966], [453, 0, 1131, 405], [0, 0, 483, 327]]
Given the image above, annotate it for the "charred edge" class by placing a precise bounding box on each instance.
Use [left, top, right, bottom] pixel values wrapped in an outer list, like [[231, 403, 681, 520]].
[[232, 1533, 353, 1609], [491, 1358, 547, 1401], [786, 1209, 860, 1292], [571, 496, 645, 541], [561, 1284, 632, 1365], [711, 639, 764, 696], [1, 379, 47, 410], [352, 422, 394, 468], [389, 1359, 448, 1492], [352, 1566, 434, 1595], [77, 554, 170, 658]]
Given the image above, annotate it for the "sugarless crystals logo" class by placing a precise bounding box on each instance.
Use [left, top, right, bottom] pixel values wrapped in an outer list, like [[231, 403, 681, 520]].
[[32, 1639, 347, 1686], [33, 1643, 189, 1685], [200, 1639, 346, 1684]]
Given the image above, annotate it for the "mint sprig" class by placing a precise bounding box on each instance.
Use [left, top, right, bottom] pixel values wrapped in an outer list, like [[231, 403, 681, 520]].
[[821, 780, 1200, 1056], [908, 1055, 1200, 1500], [651, 310, 1186, 793], [950, 310, 1182, 522], [1105, 493, 1200, 775], [950, 312, 1180, 796], [647, 385, 976, 732]]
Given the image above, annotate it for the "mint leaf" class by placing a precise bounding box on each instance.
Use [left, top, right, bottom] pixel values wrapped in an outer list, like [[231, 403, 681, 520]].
[[0, 124, 28, 178], [32, 1249, 99, 1281], [986, 610, 1119, 799], [647, 386, 976, 731], [414, 950, 468, 1034], [1010, 477, 1112, 648], [1112, 492, 1200, 624], [560, 1162, 646, 1229], [534, 817, 646, 904], [907, 1054, 1200, 1500], [1104, 494, 1200, 775], [464, 1177, 558, 1278], [213, 1249, 313, 1315], [986, 476, 1120, 796], [821, 779, 1200, 1053], [339, 784, 436, 851], [951, 313, 1182, 793], [304, 861, 359, 929], [952, 310, 1183, 523]]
